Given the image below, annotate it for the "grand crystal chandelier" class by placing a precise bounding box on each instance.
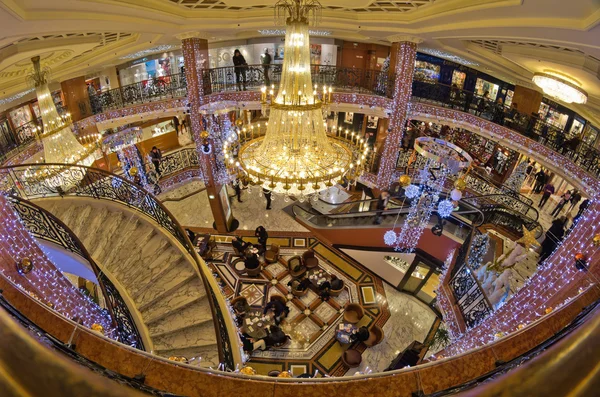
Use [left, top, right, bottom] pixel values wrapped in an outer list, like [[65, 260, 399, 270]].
[[532, 72, 587, 104], [28, 56, 99, 167], [23, 57, 101, 188], [223, 0, 367, 197]]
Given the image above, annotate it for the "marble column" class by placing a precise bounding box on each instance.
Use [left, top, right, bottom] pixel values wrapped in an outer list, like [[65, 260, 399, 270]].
[[179, 32, 236, 232], [60, 76, 90, 121], [376, 36, 421, 189]]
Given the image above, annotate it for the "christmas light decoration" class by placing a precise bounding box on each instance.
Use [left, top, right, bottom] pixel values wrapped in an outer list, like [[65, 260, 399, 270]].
[[376, 40, 418, 188], [437, 199, 454, 218], [405, 184, 420, 199], [419, 48, 479, 67], [466, 233, 489, 270], [383, 230, 397, 246], [0, 195, 113, 333], [258, 29, 331, 36], [119, 44, 180, 60], [0, 88, 35, 106]]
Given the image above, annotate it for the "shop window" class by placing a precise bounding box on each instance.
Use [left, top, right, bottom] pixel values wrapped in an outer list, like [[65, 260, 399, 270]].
[[474, 78, 499, 100], [451, 70, 466, 89], [414, 61, 440, 83]]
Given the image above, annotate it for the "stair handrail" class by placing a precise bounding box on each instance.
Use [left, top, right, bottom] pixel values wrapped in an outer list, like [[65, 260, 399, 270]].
[[0, 163, 242, 369]]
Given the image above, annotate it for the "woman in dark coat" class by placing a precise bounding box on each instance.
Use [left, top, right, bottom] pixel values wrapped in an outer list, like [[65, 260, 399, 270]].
[[232, 49, 248, 91], [538, 216, 567, 264], [255, 226, 268, 252]]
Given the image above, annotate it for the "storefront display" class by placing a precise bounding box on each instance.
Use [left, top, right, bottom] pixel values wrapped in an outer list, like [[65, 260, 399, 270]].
[[581, 124, 598, 147], [0, 119, 15, 150], [569, 118, 585, 137], [366, 116, 378, 129], [119, 52, 183, 86], [8, 105, 36, 142], [451, 70, 466, 89], [475, 78, 499, 100], [539, 102, 569, 129], [414, 60, 440, 83], [505, 90, 514, 107]]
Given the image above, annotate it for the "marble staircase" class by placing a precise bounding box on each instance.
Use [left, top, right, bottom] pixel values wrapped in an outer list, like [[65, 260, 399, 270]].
[[38, 199, 219, 367]]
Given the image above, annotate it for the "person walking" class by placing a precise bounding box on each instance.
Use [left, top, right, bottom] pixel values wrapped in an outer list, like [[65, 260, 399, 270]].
[[373, 190, 390, 225], [538, 216, 567, 264], [538, 182, 555, 209], [551, 190, 572, 217], [261, 48, 272, 86], [263, 187, 272, 210], [533, 169, 546, 193], [149, 146, 162, 175], [233, 49, 248, 91], [568, 190, 582, 212], [255, 226, 268, 252]]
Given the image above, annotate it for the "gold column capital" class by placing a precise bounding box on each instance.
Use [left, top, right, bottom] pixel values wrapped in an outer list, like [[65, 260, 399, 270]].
[[386, 34, 423, 44], [175, 31, 211, 41]]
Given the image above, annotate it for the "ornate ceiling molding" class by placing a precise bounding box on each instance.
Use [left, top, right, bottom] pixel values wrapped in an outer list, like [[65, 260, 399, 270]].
[[175, 31, 212, 41], [386, 34, 423, 44]]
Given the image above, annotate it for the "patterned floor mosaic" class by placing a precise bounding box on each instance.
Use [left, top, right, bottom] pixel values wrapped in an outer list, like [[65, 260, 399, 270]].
[[205, 235, 391, 376]]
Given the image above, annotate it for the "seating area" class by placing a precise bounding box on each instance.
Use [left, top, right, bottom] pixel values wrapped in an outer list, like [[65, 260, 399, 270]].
[[197, 234, 405, 377]]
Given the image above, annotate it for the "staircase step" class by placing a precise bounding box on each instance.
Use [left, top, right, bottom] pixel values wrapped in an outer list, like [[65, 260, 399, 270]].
[[102, 225, 155, 277], [152, 321, 217, 353], [139, 277, 207, 322], [116, 236, 170, 289], [154, 344, 220, 368], [80, 207, 109, 248], [127, 247, 184, 297], [89, 211, 124, 260], [62, 205, 92, 234], [95, 216, 141, 265], [147, 299, 212, 338], [132, 259, 197, 304]]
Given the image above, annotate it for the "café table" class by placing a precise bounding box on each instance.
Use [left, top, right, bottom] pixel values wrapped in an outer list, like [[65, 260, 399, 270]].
[[336, 322, 357, 344], [241, 309, 275, 340], [307, 267, 330, 288]]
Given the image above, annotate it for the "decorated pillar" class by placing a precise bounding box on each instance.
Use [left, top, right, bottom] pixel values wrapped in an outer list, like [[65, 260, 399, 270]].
[[376, 36, 421, 188], [179, 32, 236, 232]]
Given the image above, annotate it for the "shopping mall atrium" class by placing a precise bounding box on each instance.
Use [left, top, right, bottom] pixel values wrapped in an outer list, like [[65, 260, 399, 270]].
[[0, 1, 599, 396]]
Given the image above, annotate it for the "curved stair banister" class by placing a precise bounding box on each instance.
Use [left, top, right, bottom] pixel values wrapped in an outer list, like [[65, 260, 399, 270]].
[[3, 194, 145, 349], [0, 163, 243, 369]]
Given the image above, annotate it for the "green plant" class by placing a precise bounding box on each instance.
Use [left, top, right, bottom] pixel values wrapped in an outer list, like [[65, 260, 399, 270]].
[[429, 327, 451, 350]]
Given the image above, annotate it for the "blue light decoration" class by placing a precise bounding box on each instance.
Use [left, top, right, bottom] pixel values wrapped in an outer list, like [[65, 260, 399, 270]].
[[437, 199, 454, 218], [405, 184, 421, 199], [383, 230, 398, 246]]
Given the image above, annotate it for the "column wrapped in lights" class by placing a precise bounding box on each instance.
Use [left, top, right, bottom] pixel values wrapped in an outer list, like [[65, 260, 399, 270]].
[[376, 39, 419, 189], [181, 34, 209, 183], [0, 194, 113, 333]]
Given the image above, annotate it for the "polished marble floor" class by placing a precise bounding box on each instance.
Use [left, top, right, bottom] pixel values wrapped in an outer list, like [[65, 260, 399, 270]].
[[163, 184, 308, 233], [203, 235, 438, 377]]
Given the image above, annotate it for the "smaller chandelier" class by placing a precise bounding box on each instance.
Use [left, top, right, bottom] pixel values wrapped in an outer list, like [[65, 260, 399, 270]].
[[532, 72, 587, 104]]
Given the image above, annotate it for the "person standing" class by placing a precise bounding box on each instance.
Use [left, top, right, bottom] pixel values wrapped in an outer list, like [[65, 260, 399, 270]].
[[538, 182, 555, 209], [538, 216, 567, 264], [233, 49, 248, 91], [551, 190, 572, 217], [373, 190, 390, 225], [261, 49, 272, 86], [263, 187, 272, 210], [172, 116, 180, 134], [533, 169, 546, 193], [233, 178, 242, 202], [568, 190, 582, 212], [576, 198, 590, 218], [149, 146, 162, 175], [255, 226, 268, 252]]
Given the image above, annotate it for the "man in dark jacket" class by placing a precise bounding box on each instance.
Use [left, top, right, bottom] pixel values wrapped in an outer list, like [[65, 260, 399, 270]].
[[373, 190, 390, 224], [533, 169, 546, 193], [150, 146, 162, 175]]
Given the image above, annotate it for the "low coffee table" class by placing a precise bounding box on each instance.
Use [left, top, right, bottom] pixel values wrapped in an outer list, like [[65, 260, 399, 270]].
[[336, 322, 357, 344]]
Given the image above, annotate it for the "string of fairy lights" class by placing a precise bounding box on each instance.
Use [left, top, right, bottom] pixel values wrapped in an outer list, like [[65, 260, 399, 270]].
[[0, 195, 114, 333]]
